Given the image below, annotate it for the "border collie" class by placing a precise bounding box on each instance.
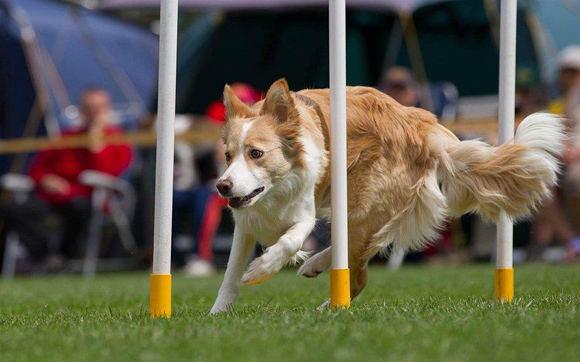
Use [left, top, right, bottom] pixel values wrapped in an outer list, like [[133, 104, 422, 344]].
[[210, 79, 565, 314]]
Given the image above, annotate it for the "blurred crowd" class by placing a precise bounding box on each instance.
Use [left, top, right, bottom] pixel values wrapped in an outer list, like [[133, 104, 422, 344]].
[[1, 41, 580, 276], [533, 46, 580, 262]]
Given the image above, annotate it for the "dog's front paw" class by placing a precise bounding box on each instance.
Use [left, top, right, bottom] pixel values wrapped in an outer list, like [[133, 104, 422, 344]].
[[210, 305, 235, 315], [209, 305, 229, 315], [210, 300, 234, 315], [210, 291, 238, 315], [242, 248, 286, 285]]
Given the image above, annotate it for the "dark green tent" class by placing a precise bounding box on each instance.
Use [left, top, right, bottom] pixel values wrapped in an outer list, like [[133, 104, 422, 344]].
[[100, 0, 578, 116], [170, 1, 540, 115]]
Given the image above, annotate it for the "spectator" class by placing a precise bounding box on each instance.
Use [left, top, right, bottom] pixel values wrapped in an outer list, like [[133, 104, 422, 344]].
[[0, 87, 132, 269], [532, 46, 580, 262], [377, 66, 420, 107], [515, 67, 544, 117], [549, 46, 580, 115]]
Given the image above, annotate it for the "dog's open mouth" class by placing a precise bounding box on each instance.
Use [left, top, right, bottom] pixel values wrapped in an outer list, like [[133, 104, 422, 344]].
[[228, 186, 265, 208]]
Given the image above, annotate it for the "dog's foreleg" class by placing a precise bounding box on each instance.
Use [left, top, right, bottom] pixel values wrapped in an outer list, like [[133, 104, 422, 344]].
[[210, 227, 255, 314], [241, 217, 315, 285]]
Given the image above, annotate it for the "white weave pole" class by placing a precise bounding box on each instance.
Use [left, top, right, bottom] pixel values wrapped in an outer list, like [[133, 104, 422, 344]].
[[151, 0, 178, 318], [329, 0, 350, 309], [495, 0, 517, 302]]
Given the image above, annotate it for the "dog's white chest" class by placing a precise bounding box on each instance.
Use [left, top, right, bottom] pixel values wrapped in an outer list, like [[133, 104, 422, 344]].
[[233, 195, 313, 246], [234, 212, 286, 246]]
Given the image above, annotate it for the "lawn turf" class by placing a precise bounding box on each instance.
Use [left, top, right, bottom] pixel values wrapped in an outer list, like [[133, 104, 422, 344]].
[[1, 264, 579, 362]]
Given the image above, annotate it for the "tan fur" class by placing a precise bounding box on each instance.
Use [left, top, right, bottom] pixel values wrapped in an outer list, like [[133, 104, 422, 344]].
[[222, 79, 565, 301], [222, 81, 304, 181]]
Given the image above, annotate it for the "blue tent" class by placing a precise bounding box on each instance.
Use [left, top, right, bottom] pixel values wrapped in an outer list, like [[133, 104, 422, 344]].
[[0, 0, 158, 145]]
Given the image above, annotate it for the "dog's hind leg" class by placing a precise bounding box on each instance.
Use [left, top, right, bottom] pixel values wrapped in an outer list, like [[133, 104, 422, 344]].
[[297, 246, 331, 278], [348, 227, 372, 300], [304, 225, 372, 306], [349, 264, 368, 300]]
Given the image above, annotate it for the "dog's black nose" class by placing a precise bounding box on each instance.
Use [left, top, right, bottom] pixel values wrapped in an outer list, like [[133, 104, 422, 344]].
[[216, 179, 233, 195]]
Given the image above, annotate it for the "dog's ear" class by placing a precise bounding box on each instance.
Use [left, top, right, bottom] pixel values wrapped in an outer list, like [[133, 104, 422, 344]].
[[223, 84, 255, 120], [261, 78, 298, 122]]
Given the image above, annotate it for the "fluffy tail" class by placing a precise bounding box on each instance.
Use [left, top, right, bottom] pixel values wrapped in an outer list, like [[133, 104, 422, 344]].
[[435, 113, 566, 222]]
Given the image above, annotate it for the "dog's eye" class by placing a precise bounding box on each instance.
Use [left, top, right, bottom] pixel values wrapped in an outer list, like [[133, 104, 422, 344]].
[[250, 149, 263, 159], [225, 152, 231, 162]]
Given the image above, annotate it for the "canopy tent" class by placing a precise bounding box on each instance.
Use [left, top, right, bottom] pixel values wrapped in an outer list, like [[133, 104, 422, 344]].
[[188, 2, 536, 115], [533, 0, 580, 51], [101, 0, 563, 117], [0, 0, 159, 147], [100, 0, 454, 12], [100, 0, 579, 56], [531, 0, 580, 82]]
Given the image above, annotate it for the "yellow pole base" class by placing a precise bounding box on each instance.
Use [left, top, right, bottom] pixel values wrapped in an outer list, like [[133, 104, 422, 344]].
[[150, 274, 172, 318], [330, 268, 350, 310], [494, 268, 514, 302]]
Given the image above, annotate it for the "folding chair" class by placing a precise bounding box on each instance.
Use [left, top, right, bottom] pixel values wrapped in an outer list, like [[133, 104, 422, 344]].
[[79, 170, 137, 278], [0, 174, 35, 280]]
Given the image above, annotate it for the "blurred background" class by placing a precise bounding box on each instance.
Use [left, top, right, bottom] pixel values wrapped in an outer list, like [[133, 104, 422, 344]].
[[1, 0, 579, 279]]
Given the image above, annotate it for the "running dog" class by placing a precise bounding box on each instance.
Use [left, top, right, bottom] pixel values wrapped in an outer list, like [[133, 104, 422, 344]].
[[210, 78, 565, 314]]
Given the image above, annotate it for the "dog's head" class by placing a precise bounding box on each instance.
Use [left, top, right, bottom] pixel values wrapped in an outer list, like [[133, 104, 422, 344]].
[[216, 79, 304, 209]]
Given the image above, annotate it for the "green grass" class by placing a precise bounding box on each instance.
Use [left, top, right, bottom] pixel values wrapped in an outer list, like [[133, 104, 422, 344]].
[[1, 264, 579, 362]]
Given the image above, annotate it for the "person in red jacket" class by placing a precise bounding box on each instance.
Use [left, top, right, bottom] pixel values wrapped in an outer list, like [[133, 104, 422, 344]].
[[1, 88, 132, 267], [29, 89, 132, 205]]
